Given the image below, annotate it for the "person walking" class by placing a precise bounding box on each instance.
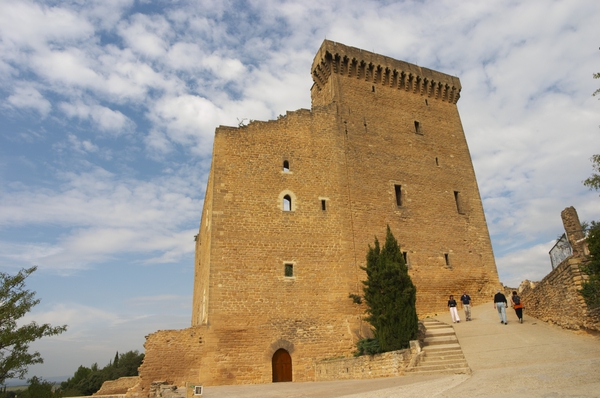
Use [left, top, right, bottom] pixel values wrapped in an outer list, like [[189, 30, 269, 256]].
[[448, 295, 460, 323], [460, 291, 472, 321], [511, 291, 524, 323], [494, 289, 508, 324]]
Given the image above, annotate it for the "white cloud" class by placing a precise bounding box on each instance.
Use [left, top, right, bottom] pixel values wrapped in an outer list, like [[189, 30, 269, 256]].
[[148, 94, 225, 155], [32, 48, 101, 89], [496, 241, 556, 287], [67, 134, 99, 154], [6, 85, 51, 117], [117, 13, 171, 59], [60, 102, 135, 134], [0, 0, 94, 52], [0, 166, 202, 271]]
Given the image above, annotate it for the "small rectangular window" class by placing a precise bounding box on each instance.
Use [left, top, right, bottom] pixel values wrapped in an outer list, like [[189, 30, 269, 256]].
[[414, 120, 422, 135], [402, 251, 409, 267], [321, 199, 327, 211], [194, 386, 203, 395], [444, 253, 451, 267], [454, 191, 464, 214], [284, 263, 294, 277], [394, 185, 402, 207]]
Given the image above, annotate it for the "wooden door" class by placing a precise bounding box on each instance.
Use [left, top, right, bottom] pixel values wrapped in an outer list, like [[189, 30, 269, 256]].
[[272, 348, 292, 382]]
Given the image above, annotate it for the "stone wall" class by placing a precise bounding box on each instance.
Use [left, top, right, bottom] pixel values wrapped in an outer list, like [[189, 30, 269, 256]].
[[127, 327, 206, 397], [138, 39, 500, 391], [315, 348, 413, 382], [518, 207, 600, 332], [519, 257, 588, 329], [94, 377, 139, 396]]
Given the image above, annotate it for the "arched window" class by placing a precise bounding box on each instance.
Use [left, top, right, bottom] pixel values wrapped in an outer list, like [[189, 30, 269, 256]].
[[283, 160, 290, 172], [283, 195, 292, 211]]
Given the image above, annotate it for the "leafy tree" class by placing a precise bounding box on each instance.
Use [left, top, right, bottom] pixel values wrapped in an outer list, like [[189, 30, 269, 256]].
[[580, 221, 600, 309], [19, 376, 56, 398], [579, 67, 600, 306], [0, 267, 67, 385], [587, 69, 600, 192], [583, 154, 600, 192], [58, 350, 144, 397], [352, 226, 418, 355]]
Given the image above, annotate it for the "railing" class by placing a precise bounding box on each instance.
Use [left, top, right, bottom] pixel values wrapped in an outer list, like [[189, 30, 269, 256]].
[[549, 233, 572, 269]]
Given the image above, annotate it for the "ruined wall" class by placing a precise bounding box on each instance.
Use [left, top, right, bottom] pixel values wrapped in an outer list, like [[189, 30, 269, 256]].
[[188, 105, 366, 385], [129, 328, 206, 396], [94, 377, 139, 396], [519, 207, 600, 332], [519, 257, 588, 329]]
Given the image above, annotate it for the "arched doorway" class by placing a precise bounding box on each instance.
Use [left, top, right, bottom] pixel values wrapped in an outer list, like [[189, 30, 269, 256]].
[[272, 348, 292, 382]]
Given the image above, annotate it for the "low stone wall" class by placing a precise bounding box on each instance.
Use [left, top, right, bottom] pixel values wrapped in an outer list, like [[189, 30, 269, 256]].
[[519, 257, 600, 332], [315, 348, 413, 381], [509, 207, 600, 333]]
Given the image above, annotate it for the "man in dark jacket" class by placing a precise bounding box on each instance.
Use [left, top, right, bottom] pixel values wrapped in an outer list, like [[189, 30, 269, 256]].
[[494, 289, 508, 324], [460, 291, 472, 321]]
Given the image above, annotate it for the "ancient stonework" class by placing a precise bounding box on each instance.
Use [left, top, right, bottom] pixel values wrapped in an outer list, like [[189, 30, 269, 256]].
[[519, 206, 600, 332], [93, 376, 139, 396], [131, 40, 500, 395]]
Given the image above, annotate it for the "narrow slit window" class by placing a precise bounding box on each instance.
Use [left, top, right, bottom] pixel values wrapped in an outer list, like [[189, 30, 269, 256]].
[[394, 184, 402, 207], [321, 199, 327, 211], [372, 85, 375, 92], [283, 195, 292, 211], [283, 160, 290, 172], [454, 191, 464, 214], [402, 251, 408, 266], [414, 120, 422, 135], [444, 253, 451, 267], [284, 263, 294, 277], [435, 157, 439, 166]]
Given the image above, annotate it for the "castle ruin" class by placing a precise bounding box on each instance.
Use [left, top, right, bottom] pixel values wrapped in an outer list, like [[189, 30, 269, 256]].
[[131, 40, 500, 394]]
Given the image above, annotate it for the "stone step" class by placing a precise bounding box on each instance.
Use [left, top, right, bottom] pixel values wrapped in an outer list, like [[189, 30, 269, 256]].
[[423, 335, 458, 345], [422, 343, 462, 352], [410, 361, 469, 371], [425, 330, 455, 338], [422, 322, 452, 327], [421, 354, 466, 362], [420, 359, 467, 367], [406, 365, 471, 375], [421, 322, 450, 327], [409, 319, 471, 376]]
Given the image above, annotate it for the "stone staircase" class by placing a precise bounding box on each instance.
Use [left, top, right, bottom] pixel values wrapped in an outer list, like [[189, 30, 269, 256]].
[[406, 319, 471, 375]]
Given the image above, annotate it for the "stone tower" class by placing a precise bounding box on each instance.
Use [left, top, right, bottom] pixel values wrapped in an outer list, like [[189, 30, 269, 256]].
[[135, 40, 500, 392]]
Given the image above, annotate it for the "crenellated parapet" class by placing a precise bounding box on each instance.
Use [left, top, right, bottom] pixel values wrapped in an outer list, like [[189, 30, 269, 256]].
[[312, 40, 461, 104]]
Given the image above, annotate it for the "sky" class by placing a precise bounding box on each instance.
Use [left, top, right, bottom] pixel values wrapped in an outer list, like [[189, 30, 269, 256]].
[[0, 0, 599, 381]]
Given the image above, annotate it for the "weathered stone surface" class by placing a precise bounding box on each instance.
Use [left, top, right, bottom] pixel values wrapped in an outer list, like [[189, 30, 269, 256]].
[[94, 377, 139, 396], [516, 207, 600, 332], [132, 40, 500, 395]]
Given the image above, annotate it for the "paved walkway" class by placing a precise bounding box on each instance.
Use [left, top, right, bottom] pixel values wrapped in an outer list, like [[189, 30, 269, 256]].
[[201, 303, 600, 397]]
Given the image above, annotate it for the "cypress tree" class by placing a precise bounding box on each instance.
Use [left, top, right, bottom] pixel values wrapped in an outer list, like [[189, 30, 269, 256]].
[[360, 226, 418, 352]]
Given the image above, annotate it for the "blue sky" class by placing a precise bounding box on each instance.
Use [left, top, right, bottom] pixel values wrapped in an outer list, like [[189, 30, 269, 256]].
[[1, 0, 599, 380]]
